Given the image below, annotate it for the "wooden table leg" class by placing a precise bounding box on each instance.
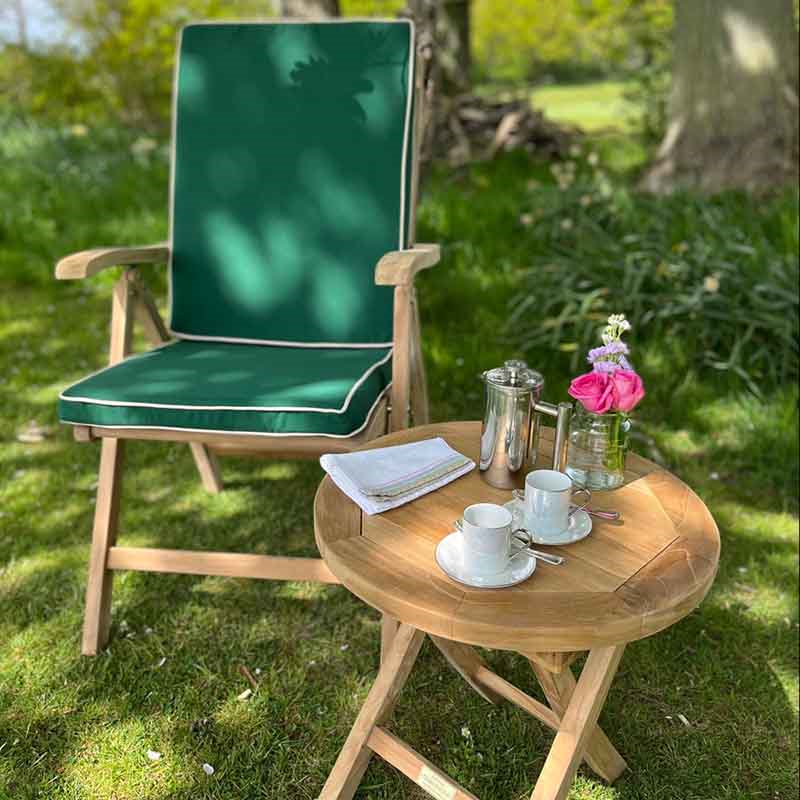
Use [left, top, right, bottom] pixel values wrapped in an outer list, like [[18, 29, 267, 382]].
[[530, 645, 625, 800], [380, 615, 399, 663], [319, 624, 426, 800], [530, 655, 627, 783], [430, 636, 502, 705]]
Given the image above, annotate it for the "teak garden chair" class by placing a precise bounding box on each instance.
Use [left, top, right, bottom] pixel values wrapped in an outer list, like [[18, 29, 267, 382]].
[[55, 20, 439, 655]]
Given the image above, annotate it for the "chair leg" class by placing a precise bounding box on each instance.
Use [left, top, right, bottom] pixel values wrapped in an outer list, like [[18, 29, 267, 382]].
[[189, 443, 223, 494], [82, 438, 125, 656]]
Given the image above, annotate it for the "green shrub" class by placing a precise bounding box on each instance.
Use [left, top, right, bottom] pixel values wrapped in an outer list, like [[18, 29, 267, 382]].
[[508, 151, 799, 395], [473, 0, 672, 86]]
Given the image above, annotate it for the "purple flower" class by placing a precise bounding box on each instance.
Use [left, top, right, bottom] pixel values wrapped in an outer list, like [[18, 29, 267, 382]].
[[592, 360, 618, 373], [587, 341, 629, 364]]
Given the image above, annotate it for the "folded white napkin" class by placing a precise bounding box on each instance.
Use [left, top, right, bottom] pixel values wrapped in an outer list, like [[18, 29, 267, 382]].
[[320, 437, 475, 515]]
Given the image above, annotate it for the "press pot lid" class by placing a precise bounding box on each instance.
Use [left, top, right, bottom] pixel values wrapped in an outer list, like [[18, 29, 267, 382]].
[[483, 359, 544, 392]]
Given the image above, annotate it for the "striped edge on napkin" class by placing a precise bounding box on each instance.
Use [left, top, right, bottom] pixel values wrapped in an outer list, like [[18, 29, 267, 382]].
[[320, 437, 475, 515]]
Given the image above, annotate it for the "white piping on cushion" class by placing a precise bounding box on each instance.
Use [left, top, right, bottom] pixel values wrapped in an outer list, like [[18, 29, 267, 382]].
[[170, 331, 393, 349], [399, 21, 414, 249], [166, 19, 415, 345], [59, 347, 392, 416], [60, 385, 391, 439]]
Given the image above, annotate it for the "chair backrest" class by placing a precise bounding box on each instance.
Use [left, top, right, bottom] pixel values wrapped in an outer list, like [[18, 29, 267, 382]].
[[169, 20, 416, 347]]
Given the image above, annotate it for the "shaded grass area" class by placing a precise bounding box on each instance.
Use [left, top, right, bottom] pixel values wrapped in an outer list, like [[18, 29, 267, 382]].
[[0, 118, 798, 799]]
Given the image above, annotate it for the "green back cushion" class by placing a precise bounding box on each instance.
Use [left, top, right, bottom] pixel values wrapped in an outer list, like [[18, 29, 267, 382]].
[[170, 21, 415, 345]]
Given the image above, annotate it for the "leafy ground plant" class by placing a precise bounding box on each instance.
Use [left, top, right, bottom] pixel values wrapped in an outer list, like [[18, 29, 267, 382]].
[[0, 115, 797, 799], [506, 147, 799, 395]]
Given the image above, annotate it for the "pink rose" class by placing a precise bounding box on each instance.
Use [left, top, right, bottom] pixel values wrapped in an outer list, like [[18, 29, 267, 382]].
[[568, 371, 615, 414], [609, 369, 645, 412]]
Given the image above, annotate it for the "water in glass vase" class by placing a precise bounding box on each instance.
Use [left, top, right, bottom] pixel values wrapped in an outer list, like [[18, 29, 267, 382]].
[[566, 405, 630, 491]]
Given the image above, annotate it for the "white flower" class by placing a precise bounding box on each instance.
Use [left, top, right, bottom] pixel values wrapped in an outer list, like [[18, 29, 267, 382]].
[[202, 763, 215, 776], [146, 750, 161, 761], [461, 726, 471, 739]]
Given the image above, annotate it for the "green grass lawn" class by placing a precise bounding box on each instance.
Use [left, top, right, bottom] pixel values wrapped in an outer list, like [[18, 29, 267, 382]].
[[0, 119, 798, 799], [531, 81, 641, 132]]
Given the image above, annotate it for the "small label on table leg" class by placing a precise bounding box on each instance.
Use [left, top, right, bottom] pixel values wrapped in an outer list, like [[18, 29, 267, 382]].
[[417, 765, 457, 800]]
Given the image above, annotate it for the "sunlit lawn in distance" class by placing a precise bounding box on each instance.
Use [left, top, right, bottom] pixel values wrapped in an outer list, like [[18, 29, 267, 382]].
[[0, 104, 797, 798], [531, 80, 641, 132]]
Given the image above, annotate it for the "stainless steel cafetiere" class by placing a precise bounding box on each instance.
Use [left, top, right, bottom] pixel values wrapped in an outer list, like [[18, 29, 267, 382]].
[[479, 359, 573, 489]]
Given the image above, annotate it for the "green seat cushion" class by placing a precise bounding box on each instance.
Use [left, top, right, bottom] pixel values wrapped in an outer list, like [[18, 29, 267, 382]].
[[59, 341, 392, 437], [170, 21, 415, 346]]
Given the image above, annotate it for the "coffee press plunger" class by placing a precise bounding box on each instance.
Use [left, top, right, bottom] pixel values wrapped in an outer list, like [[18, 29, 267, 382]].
[[479, 359, 572, 489]]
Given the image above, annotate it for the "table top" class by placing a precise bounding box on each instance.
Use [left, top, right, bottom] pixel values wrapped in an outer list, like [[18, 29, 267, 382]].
[[314, 421, 720, 654]]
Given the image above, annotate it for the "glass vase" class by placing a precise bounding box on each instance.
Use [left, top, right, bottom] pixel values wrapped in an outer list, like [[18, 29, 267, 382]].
[[565, 404, 631, 491]]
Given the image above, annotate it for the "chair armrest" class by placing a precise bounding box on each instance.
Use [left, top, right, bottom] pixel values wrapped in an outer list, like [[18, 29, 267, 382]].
[[55, 243, 170, 280], [374, 244, 441, 286]]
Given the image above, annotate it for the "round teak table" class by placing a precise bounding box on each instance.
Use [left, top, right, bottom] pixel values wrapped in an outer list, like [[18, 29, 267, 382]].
[[314, 421, 719, 800]]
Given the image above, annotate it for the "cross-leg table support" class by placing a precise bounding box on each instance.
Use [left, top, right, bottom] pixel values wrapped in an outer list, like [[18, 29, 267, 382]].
[[319, 627, 627, 800], [530, 655, 627, 784], [320, 623, 426, 799], [531, 645, 625, 800]]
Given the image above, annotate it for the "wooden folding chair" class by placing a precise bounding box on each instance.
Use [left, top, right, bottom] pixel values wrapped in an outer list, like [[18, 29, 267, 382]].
[[54, 20, 439, 655]]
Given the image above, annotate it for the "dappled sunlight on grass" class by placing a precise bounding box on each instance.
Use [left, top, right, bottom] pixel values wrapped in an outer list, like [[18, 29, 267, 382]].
[[257, 462, 301, 481], [0, 126, 796, 798]]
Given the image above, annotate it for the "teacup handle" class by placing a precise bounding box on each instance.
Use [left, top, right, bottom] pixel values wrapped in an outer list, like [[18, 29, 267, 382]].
[[512, 489, 525, 503], [569, 487, 592, 517], [454, 518, 463, 532]]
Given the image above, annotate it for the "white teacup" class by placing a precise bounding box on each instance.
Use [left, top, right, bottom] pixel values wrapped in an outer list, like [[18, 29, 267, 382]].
[[513, 470, 591, 540], [455, 502, 532, 577]]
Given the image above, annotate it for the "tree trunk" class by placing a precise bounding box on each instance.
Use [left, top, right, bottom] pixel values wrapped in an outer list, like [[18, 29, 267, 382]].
[[641, 0, 799, 193], [407, 0, 471, 94], [437, 0, 471, 93], [280, 0, 339, 17]]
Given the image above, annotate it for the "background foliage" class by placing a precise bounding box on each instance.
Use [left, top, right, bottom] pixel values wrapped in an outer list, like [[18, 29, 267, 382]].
[[2, 0, 673, 134], [473, 0, 672, 84]]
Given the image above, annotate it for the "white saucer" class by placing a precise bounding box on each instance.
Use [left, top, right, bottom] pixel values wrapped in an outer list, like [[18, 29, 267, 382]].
[[504, 498, 592, 546], [435, 531, 536, 589]]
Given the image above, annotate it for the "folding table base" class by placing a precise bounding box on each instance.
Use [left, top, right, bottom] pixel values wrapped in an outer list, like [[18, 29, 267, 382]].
[[318, 623, 626, 800]]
